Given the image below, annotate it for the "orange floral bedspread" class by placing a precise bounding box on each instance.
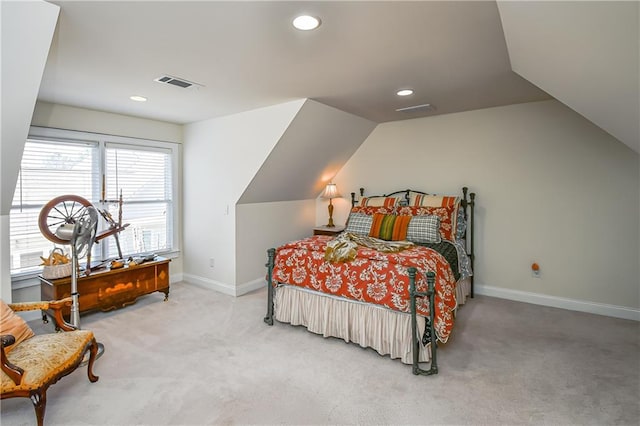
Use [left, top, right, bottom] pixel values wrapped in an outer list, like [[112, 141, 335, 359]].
[[272, 235, 457, 343]]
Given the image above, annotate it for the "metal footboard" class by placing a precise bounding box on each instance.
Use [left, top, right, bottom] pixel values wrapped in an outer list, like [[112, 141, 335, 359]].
[[408, 267, 438, 375], [264, 248, 275, 326]]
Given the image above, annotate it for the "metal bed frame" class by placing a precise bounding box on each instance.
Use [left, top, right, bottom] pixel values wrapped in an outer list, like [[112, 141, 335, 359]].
[[264, 187, 475, 376]]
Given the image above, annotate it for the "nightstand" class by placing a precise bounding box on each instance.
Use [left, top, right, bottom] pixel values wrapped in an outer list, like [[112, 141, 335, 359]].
[[313, 225, 345, 236]]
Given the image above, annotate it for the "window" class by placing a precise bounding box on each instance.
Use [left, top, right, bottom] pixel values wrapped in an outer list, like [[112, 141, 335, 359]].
[[103, 144, 173, 257], [10, 127, 180, 276]]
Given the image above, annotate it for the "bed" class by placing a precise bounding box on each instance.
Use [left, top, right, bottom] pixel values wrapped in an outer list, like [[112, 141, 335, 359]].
[[264, 187, 475, 375]]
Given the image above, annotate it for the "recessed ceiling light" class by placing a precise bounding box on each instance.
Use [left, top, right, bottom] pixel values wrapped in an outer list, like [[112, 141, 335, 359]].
[[130, 95, 147, 102], [397, 89, 414, 96], [293, 15, 321, 31]]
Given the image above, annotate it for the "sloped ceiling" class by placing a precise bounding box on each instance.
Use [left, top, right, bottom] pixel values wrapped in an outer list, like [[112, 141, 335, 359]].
[[6, 1, 635, 217], [1, 0, 60, 215], [238, 99, 376, 204], [497, 1, 639, 153], [39, 1, 549, 125]]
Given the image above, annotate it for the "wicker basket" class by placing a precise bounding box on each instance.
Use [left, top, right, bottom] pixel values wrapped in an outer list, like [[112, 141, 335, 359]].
[[42, 248, 72, 280], [42, 262, 72, 280]]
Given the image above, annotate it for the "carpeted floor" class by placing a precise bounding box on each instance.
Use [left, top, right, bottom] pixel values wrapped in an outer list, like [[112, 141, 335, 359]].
[[2, 282, 639, 425]]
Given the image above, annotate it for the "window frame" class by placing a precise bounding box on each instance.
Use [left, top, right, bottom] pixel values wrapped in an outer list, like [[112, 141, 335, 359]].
[[10, 126, 181, 282]]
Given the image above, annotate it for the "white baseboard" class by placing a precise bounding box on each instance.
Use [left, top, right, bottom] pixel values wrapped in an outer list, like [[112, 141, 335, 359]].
[[236, 277, 267, 296], [181, 273, 236, 296], [181, 274, 265, 297], [475, 283, 640, 321]]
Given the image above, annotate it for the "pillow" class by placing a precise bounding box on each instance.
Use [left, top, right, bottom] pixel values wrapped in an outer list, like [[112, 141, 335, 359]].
[[369, 213, 411, 241], [345, 213, 374, 236], [409, 192, 460, 208], [407, 215, 441, 244], [359, 196, 400, 208], [350, 205, 396, 216], [0, 299, 35, 353], [456, 206, 467, 240], [396, 205, 458, 241]]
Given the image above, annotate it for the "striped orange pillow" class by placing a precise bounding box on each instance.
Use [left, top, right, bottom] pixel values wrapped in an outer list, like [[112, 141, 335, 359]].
[[359, 196, 400, 207], [410, 193, 460, 208], [369, 213, 411, 241]]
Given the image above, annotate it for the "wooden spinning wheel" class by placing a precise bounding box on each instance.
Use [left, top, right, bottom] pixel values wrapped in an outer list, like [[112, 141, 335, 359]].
[[38, 195, 93, 244], [39, 194, 130, 258]]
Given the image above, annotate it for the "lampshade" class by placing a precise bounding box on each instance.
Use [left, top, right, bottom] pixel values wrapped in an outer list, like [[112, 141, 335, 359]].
[[321, 183, 341, 199]]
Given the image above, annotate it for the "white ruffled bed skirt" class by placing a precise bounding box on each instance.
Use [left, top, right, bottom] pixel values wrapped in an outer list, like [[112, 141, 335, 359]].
[[274, 285, 431, 364], [273, 277, 471, 365], [457, 276, 471, 307]]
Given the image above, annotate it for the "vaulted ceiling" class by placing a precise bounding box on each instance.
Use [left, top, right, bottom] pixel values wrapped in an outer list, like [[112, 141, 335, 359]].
[[37, 1, 638, 152], [40, 1, 548, 123], [497, 1, 639, 153]]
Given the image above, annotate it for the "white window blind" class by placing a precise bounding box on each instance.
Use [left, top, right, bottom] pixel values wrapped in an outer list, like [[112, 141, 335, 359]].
[[103, 143, 173, 258], [10, 139, 99, 274], [10, 129, 178, 276]]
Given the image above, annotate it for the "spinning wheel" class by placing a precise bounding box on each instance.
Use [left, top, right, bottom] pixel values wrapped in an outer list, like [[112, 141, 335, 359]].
[[47, 204, 106, 360], [38, 195, 92, 245], [38, 194, 130, 259]]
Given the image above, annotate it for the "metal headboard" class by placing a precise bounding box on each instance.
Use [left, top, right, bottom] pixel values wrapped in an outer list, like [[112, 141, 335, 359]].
[[350, 186, 476, 297]]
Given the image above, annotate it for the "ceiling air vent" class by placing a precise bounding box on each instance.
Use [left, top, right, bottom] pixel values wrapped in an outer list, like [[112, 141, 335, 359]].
[[395, 103, 436, 113], [154, 75, 203, 89]]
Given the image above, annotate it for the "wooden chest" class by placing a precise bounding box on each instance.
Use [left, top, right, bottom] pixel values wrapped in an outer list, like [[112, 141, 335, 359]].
[[39, 257, 170, 318]]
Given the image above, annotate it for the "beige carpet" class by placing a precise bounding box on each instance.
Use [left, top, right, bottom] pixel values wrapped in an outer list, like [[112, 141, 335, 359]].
[[1, 282, 639, 425]]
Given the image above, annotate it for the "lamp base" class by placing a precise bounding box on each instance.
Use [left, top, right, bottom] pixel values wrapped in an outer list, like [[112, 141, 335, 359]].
[[327, 202, 335, 227]]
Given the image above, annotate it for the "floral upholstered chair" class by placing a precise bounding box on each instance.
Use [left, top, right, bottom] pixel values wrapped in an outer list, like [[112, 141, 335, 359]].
[[1, 297, 99, 426]]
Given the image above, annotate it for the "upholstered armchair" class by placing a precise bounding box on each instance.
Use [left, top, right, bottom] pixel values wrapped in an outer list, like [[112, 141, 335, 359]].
[[1, 297, 99, 426]]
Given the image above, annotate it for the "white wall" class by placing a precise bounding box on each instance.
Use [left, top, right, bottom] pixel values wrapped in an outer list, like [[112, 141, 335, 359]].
[[236, 200, 316, 289], [32, 101, 183, 143], [329, 100, 639, 314], [182, 100, 304, 292], [1, 0, 59, 301]]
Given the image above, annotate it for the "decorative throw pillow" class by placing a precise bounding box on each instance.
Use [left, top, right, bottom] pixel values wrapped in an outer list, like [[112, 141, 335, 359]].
[[0, 299, 35, 353], [404, 193, 462, 241], [369, 213, 411, 241], [409, 193, 460, 208], [406, 215, 441, 244], [396, 205, 458, 242], [345, 213, 374, 236], [359, 196, 400, 208], [351, 205, 396, 216], [456, 206, 467, 240]]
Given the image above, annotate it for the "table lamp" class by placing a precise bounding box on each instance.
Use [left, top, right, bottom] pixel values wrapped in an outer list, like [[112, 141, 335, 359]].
[[321, 183, 341, 227]]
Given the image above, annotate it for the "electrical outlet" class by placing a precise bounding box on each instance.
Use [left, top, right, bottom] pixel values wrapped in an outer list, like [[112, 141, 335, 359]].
[[531, 262, 540, 278], [209, 258, 215, 268]]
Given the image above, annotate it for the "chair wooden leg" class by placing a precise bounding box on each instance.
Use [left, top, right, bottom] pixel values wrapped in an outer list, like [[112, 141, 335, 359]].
[[86, 338, 99, 383], [30, 390, 46, 426]]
